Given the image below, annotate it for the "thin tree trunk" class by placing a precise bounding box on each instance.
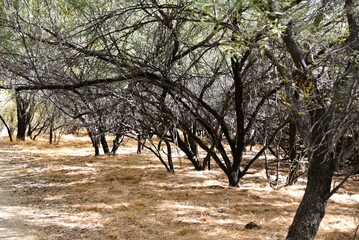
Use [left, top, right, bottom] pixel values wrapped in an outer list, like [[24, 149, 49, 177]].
[[137, 134, 142, 154], [0, 114, 13, 142], [176, 132, 203, 170], [100, 133, 110, 154], [230, 51, 249, 187], [287, 121, 298, 184], [88, 130, 100, 156], [203, 143, 215, 170], [111, 132, 123, 155], [229, 17, 252, 186], [165, 140, 174, 172], [288, 121, 297, 162], [188, 123, 198, 157], [49, 122, 54, 144]]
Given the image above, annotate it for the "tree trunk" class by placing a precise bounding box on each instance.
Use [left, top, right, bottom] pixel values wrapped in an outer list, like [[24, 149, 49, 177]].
[[188, 124, 198, 157], [49, 122, 54, 144], [176, 133, 203, 170], [287, 120, 298, 184], [15, 91, 33, 141], [88, 130, 100, 156], [17, 118, 27, 141], [228, 170, 240, 187], [137, 134, 142, 154], [0, 114, 13, 142], [284, 2, 357, 237], [203, 143, 214, 170], [286, 108, 335, 239], [288, 121, 297, 162], [229, 51, 249, 187], [165, 140, 174, 172], [111, 132, 123, 155], [94, 143, 100, 156], [100, 133, 110, 154], [229, 16, 251, 186]]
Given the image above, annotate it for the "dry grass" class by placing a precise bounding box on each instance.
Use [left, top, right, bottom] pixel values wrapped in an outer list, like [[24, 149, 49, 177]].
[[1, 135, 358, 240]]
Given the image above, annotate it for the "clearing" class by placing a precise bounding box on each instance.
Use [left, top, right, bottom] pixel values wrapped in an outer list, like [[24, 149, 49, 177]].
[[0, 135, 358, 240]]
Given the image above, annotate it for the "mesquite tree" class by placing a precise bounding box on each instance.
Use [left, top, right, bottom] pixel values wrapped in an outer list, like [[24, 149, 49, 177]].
[[259, 1, 359, 239], [0, 1, 358, 239]]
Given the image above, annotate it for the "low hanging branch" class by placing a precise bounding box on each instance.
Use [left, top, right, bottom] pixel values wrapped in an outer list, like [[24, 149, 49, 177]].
[[0, 71, 162, 92]]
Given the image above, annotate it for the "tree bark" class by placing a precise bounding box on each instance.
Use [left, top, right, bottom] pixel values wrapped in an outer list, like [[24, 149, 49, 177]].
[[285, 1, 359, 234], [229, 49, 250, 187], [286, 108, 335, 240], [15, 91, 33, 141], [228, 170, 240, 188], [281, 18, 337, 239]]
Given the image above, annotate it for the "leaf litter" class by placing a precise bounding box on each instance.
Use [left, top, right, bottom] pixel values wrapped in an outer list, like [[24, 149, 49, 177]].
[[0, 135, 358, 240]]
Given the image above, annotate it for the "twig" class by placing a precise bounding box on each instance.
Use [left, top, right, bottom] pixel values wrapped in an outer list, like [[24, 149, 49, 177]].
[[324, 166, 359, 202]]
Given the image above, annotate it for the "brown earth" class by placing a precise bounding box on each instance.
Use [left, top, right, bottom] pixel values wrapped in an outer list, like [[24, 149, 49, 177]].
[[0, 135, 358, 240]]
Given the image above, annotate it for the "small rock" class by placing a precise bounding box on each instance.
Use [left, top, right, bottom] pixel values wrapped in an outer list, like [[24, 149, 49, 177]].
[[244, 222, 261, 229]]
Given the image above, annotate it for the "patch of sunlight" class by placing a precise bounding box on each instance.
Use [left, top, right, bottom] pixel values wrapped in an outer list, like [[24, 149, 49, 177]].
[[14, 178, 94, 189], [215, 218, 237, 225], [181, 169, 224, 179], [23, 165, 96, 175], [61, 135, 88, 141], [55, 148, 93, 156], [201, 180, 226, 186], [43, 195, 65, 201], [24, 208, 103, 229], [60, 165, 96, 174], [162, 202, 208, 212], [72, 202, 130, 211], [278, 186, 306, 200], [330, 192, 359, 205], [114, 147, 139, 155], [177, 219, 202, 225], [321, 215, 358, 233], [0, 206, 24, 219]]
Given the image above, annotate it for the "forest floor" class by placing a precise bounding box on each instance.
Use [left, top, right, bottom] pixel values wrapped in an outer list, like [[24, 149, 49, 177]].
[[0, 135, 358, 240]]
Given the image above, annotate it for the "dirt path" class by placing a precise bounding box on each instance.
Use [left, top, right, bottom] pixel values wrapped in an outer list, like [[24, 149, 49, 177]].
[[0, 149, 38, 240]]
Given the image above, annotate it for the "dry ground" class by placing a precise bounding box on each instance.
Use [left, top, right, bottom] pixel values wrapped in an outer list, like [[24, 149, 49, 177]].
[[0, 135, 358, 240]]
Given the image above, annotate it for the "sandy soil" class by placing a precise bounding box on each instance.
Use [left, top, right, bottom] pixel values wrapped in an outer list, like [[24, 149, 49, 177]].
[[0, 135, 358, 240], [0, 148, 37, 239]]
